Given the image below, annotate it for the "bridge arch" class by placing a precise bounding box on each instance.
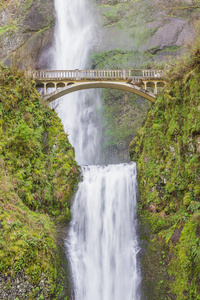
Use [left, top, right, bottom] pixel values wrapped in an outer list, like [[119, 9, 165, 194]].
[[39, 81, 157, 103]]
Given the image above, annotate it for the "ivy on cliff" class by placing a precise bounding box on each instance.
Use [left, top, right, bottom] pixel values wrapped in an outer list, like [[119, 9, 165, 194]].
[[0, 64, 80, 299], [130, 49, 200, 299]]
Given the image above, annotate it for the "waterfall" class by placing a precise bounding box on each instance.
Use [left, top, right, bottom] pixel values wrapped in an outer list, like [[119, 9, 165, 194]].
[[53, 0, 141, 299], [53, 0, 101, 165], [67, 163, 140, 300]]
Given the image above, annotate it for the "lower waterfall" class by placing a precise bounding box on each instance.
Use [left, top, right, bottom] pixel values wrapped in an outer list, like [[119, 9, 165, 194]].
[[67, 163, 140, 300]]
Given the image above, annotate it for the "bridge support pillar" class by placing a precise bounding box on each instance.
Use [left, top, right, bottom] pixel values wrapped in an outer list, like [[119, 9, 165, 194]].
[[154, 82, 158, 94], [144, 81, 147, 90], [43, 83, 47, 95]]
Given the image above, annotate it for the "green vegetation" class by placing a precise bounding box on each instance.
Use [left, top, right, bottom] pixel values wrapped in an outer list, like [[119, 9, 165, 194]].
[[130, 48, 200, 299], [0, 64, 80, 299], [0, 23, 17, 36], [90, 49, 151, 156], [101, 89, 150, 148], [90, 49, 143, 69]]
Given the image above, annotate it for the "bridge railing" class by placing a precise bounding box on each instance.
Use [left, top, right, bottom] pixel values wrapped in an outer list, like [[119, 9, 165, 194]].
[[32, 69, 164, 81]]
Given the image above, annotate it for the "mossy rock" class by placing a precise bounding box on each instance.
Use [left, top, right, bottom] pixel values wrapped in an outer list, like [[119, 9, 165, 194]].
[[130, 48, 200, 299], [0, 64, 80, 299]]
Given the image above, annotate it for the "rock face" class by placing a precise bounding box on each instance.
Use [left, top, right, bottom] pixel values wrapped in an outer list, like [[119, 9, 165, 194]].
[[96, 0, 198, 60], [91, 0, 199, 158], [0, 0, 199, 68], [0, 0, 55, 68]]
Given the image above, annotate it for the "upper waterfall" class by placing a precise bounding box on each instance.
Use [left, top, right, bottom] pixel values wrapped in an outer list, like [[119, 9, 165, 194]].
[[53, 0, 101, 165], [54, 0, 96, 70]]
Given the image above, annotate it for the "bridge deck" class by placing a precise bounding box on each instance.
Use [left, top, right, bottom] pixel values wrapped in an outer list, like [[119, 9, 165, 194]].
[[31, 69, 165, 103]]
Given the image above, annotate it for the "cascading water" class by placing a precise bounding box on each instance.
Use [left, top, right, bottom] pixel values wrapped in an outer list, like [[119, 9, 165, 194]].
[[53, 0, 101, 165], [53, 0, 141, 299], [68, 163, 140, 300]]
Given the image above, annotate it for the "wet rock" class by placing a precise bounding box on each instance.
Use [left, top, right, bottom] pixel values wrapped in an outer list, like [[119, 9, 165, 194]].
[[0, 272, 50, 300], [0, 0, 55, 68], [171, 226, 183, 246], [140, 18, 189, 51]]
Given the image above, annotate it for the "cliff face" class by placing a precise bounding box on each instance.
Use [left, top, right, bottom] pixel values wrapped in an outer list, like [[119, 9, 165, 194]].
[[91, 1, 200, 155], [96, 0, 199, 60], [1, 0, 199, 69], [0, 0, 55, 68], [0, 64, 80, 299], [129, 49, 200, 300]]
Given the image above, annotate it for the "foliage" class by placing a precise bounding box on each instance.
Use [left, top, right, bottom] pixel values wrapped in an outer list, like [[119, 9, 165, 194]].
[[0, 64, 80, 299], [90, 49, 152, 159], [130, 48, 200, 299], [101, 88, 151, 148]]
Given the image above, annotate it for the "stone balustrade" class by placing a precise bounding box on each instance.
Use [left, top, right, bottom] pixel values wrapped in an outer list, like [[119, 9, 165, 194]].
[[32, 69, 164, 81]]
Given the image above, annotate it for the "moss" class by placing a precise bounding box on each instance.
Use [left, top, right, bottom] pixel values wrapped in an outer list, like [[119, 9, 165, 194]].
[[130, 49, 200, 299], [0, 23, 17, 36], [101, 88, 151, 149], [0, 64, 80, 299], [90, 49, 152, 158]]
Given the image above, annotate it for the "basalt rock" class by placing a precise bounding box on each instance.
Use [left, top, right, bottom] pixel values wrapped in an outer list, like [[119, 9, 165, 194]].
[[0, 0, 55, 68]]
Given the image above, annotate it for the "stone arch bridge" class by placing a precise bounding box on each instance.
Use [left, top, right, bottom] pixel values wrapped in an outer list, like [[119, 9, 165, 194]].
[[32, 69, 165, 103]]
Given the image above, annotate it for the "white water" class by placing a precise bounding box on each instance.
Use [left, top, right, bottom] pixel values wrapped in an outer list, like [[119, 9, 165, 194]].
[[68, 163, 140, 300], [53, 0, 140, 299], [53, 0, 101, 165]]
